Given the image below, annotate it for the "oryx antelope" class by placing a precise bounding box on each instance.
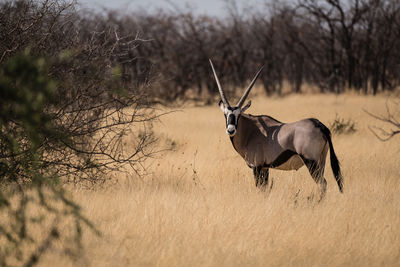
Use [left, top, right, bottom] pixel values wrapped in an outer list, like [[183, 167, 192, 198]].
[[210, 60, 343, 198]]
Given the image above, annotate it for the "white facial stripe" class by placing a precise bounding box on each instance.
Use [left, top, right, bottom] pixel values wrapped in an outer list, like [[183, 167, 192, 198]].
[[233, 109, 240, 115], [227, 125, 235, 131]]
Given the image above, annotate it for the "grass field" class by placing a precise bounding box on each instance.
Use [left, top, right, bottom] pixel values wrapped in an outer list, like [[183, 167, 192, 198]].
[[42, 92, 400, 266]]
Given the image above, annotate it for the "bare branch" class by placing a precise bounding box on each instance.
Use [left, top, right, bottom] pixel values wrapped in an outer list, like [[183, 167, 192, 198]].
[[364, 98, 400, 141]]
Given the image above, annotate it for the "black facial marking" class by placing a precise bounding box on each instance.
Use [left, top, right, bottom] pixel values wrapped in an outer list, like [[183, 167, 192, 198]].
[[263, 150, 297, 168], [227, 114, 236, 125]]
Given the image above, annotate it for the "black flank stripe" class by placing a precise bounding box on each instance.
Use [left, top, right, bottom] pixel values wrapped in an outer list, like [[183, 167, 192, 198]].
[[264, 150, 297, 168]]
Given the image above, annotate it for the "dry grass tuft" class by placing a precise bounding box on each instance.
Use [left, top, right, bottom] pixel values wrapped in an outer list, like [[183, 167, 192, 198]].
[[41, 93, 400, 266]]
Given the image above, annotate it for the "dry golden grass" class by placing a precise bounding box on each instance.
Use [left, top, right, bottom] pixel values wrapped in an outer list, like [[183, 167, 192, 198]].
[[42, 92, 400, 266]]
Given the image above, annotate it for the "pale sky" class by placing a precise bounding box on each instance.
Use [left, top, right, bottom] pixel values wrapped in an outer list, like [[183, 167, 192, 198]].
[[77, 0, 266, 17]]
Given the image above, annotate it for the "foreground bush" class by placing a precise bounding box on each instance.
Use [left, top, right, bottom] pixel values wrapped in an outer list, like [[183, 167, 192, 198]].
[[0, 0, 158, 185], [0, 51, 99, 266], [0, 0, 159, 264]]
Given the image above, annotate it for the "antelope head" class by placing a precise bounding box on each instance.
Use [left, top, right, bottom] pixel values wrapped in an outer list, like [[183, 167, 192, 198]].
[[209, 59, 263, 136]]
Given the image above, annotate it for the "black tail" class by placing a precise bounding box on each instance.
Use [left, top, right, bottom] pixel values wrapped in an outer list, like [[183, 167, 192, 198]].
[[309, 119, 343, 193], [327, 134, 343, 192]]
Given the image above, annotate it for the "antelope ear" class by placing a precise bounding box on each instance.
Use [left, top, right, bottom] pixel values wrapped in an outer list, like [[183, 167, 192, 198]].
[[219, 100, 225, 112], [241, 100, 252, 112]]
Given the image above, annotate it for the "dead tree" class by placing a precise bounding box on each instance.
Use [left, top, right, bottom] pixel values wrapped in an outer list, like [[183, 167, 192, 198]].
[[365, 98, 400, 141]]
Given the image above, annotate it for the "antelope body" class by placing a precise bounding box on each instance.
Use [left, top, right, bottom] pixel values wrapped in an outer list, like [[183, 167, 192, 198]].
[[210, 60, 343, 198]]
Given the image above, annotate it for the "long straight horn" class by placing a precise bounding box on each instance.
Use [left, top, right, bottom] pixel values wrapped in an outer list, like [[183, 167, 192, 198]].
[[237, 66, 264, 108], [209, 59, 230, 107]]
